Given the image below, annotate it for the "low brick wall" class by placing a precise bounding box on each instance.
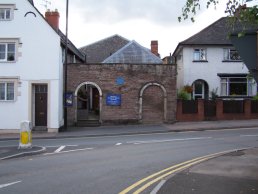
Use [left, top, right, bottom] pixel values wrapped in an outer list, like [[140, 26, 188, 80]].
[[67, 63, 177, 125], [177, 99, 258, 121]]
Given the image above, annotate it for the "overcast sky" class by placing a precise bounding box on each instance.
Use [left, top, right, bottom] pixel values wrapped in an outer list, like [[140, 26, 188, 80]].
[[34, 0, 229, 58]]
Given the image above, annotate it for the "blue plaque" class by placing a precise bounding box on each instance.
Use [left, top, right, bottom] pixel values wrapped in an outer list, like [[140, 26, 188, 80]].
[[106, 94, 121, 106], [116, 77, 125, 85], [65, 92, 73, 107]]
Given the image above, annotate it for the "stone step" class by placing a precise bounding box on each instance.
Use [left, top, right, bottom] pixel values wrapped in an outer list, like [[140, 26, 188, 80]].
[[76, 120, 101, 127]]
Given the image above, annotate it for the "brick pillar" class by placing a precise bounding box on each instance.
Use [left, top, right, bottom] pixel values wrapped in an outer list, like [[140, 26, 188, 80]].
[[244, 99, 251, 119], [216, 99, 223, 120]]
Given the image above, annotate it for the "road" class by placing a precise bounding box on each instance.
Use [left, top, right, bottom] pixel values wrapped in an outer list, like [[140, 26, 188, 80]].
[[0, 127, 258, 194]]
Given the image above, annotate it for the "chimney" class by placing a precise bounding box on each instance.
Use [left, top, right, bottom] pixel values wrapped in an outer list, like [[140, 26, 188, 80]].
[[151, 40, 159, 57], [45, 9, 60, 30]]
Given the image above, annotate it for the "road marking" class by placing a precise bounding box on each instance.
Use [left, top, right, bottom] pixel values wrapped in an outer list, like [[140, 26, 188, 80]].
[[0, 181, 21, 189], [240, 134, 258, 137], [44, 148, 93, 155], [54, 146, 66, 153], [116, 143, 122, 146], [150, 179, 166, 194], [45, 145, 78, 148], [119, 149, 245, 194], [128, 137, 212, 145]]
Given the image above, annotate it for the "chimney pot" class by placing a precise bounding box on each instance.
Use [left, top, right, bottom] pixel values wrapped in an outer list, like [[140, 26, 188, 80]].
[[45, 9, 60, 30]]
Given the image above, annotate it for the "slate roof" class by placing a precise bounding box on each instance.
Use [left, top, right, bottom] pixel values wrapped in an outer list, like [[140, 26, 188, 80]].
[[173, 17, 258, 56], [80, 34, 130, 63], [102, 40, 163, 64], [58, 30, 85, 62]]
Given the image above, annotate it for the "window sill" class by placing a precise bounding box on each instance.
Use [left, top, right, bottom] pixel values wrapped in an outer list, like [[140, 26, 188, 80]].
[[192, 60, 208, 63], [222, 60, 242, 62]]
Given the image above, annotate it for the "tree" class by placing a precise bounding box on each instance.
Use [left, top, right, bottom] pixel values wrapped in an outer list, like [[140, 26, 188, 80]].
[[179, 0, 258, 35]]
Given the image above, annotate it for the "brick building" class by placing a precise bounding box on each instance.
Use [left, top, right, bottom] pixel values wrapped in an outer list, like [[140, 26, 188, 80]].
[[65, 35, 177, 126], [67, 63, 177, 126]]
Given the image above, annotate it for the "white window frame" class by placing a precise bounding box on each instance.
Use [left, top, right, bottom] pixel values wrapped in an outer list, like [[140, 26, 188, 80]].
[[0, 77, 18, 102], [0, 39, 19, 62], [220, 77, 253, 96], [0, 4, 15, 21], [193, 48, 207, 61], [223, 48, 241, 61]]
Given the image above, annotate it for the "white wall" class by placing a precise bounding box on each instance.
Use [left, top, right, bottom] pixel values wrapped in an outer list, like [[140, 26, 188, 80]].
[[177, 46, 256, 97], [0, 0, 63, 131]]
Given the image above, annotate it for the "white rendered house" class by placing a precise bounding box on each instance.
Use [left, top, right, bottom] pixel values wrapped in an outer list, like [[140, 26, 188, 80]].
[[0, 0, 84, 132], [173, 17, 257, 100]]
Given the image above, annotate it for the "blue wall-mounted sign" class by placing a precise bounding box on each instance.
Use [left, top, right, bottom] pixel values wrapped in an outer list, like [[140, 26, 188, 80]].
[[64, 92, 73, 107], [106, 94, 121, 106], [116, 77, 125, 86]]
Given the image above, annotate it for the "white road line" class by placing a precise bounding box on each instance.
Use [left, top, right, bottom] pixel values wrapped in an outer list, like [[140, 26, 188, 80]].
[[116, 143, 122, 146], [150, 179, 167, 194], [240, 134, 258, 137], [54, 146, 66, 153], [0, 181, 21, 189], [44, 148, 93, 155], [128, 137, 212, 145], [45, 145, 78, 148]]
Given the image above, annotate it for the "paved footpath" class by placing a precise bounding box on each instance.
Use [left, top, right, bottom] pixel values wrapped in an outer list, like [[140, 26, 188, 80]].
[[157, 148, 258, 194]]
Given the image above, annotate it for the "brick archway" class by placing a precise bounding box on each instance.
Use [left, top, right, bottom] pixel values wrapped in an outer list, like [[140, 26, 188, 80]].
[[139, 82, 167, 123], [74, 82, 103, 124]]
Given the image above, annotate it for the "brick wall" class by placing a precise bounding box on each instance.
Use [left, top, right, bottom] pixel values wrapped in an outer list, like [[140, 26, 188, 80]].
[[67, 63, 177, 125], [177, 99, 258, 121]]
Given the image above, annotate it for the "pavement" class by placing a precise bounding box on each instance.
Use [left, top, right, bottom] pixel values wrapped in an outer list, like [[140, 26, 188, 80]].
[[0, 119, 258, 193]]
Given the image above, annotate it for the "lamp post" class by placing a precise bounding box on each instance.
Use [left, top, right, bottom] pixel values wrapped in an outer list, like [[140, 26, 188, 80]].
[[64, 0, 69, 130]]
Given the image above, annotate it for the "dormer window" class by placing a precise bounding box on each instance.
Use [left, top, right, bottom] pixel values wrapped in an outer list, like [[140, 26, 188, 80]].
[[223, 48, 241, 61], [0, 5, 15, 21], [193, 48, 207, 62]]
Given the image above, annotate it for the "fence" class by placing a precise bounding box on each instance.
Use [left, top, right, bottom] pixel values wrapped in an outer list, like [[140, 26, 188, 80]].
[[177, 99, 258, 121]]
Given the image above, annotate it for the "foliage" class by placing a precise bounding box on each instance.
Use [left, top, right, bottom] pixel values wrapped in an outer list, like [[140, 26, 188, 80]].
[[179, 0, 258, 36], [177, 89, 191, 100], [210, 87, 218, 100], [183, 84, 193, 93], [252, 93, 258, 100]]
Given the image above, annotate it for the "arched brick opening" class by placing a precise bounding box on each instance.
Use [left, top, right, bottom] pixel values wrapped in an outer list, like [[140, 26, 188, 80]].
[[139, 82, 167, 123]]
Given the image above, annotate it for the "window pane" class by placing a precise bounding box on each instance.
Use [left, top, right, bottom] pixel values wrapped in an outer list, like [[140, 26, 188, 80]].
[[229, 83, 247, 95], [7, 44, 15, 61], [193, 50, 200, 60], [5, 9, 10, 19], [7, 44, 15, 52], [194, 82, 203, 94], [0, 9, 5, 19], [200, 49, 206, 60], [0, 83, 5, 100], [230, 50, 241, 60], [0, 44, 6, 60], [7, 83, 14, 100], [221, 83, 227, 96], [223, 49, 229, 60]]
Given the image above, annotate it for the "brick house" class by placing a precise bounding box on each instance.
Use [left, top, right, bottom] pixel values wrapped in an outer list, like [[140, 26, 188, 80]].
[[67, 36, 177, 126]]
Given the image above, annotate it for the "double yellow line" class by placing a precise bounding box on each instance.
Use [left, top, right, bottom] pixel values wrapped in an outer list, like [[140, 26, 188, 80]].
[[119, 150, 234, 194]]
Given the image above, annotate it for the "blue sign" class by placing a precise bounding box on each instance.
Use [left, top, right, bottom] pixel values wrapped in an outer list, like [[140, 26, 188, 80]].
[[106, 94, 121, 106], [65, 92, 73, 107], [116, 77, 125, 85]]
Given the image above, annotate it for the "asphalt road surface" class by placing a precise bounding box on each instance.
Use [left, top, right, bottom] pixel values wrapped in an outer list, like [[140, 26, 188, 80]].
[[0, 127, 258, 194]]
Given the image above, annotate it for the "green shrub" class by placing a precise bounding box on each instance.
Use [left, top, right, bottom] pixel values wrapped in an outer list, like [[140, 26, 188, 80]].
[[177, 90, 191, 100]]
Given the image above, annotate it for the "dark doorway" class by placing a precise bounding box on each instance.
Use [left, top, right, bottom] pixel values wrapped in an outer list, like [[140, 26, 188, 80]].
[[35, 84, 48, 126], [77, 84, 100, 126]]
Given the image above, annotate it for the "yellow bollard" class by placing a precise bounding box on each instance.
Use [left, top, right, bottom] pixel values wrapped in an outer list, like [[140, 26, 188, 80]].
[[19, 121, 32, 149]]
